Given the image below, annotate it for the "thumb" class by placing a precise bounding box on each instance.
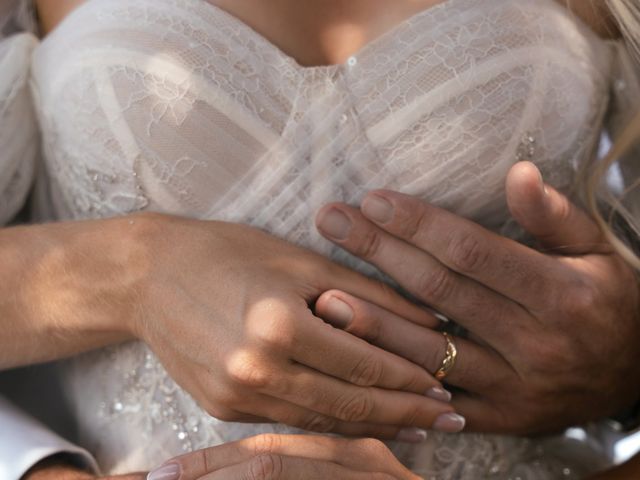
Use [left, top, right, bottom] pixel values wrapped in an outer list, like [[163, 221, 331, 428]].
[[506, 161, 607, 255]]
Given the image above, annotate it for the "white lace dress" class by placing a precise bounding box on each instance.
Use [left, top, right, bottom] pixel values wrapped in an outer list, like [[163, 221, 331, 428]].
[[2, 0, 640, 478]]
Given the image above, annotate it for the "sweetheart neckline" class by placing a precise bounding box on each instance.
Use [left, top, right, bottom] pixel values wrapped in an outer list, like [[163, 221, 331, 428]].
[[37, 0, 469, 72], [199, 0, 462, 72], [37, 0, 603, 78]]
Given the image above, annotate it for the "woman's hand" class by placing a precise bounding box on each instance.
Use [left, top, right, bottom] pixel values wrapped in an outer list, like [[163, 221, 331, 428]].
[[133, 215, 459, 438], [0, 211, 457, 438], [147, 434, 421, 480], [315, 161, 640, 434]]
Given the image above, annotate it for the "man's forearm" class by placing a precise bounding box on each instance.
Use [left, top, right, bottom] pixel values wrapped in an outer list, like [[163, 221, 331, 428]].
[[0, 215, 148, 369]]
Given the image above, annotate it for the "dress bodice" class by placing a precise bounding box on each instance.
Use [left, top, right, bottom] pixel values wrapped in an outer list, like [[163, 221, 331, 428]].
[[6, 0, 633, 477], [31, 0, 612, 237]]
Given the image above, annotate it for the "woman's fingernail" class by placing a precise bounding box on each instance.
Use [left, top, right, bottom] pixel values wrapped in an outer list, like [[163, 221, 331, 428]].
[[362, 195, 394, 224], [396, 427, 428, 443], [425, 387, 452, 403], [433, 413, 466, 433], [317, 208, 352, 240], [323, 296, 353, 328], [147, 462, 181, 480]]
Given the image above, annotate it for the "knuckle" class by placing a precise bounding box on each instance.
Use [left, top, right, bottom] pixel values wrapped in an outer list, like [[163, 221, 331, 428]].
[[249, 454, 284, 480], [447, 232, 490, 274], [250, 434, 281, 456], [348, 353, 384, 386], [375, 280, 403, 308], [350, 313, 382, 344], [415, 267, 455, 304], [332, 391, 374, 422], [297, 413, 337, 433], [252, 315, 297, 351], [557, 279, 599, 320], [396, 207, 429, 242], [227, 354, 273, 389], [354, 228, 384, 260], [353, 438, 389, 455]]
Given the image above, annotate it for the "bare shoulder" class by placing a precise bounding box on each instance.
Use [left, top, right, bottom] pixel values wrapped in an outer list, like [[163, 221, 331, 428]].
[[35, 0, 87, 35], [556, 0, 620, 39]]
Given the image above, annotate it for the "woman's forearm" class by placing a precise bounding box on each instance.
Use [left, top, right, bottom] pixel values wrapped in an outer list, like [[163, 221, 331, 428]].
[[0, 214, 150, 369]]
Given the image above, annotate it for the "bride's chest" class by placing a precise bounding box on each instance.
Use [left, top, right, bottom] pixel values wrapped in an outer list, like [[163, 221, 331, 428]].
[[31, 0, 612, 233]]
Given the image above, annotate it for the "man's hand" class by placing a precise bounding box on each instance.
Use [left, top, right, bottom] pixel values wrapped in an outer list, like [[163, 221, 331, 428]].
[[147, 434, 421, 480], [315, 161, 640, 434]]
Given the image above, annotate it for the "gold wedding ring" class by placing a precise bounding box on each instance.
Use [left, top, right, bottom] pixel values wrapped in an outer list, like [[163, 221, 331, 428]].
[[435, 332, 458, 381]]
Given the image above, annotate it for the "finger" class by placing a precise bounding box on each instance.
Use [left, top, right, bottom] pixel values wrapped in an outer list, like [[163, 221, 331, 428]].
[[317, 205, 531, 351], [451, 394, 542, 434], [290, 310, 442, 394], [260, 361, 463, 432], [314, 254, 439, 329], [221, 337, 460, 430], [506, 162, 609, 254], [232, 392, 424, 442], [201, 456, 393, 480], [317, 194, 575, 312], [170, 434, 416, 480], [315, 290, 514, 393], [451, 394, 508, 433]]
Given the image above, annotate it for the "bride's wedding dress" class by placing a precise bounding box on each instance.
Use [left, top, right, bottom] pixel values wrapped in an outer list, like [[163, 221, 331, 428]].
[[2, 0, 639, 477]]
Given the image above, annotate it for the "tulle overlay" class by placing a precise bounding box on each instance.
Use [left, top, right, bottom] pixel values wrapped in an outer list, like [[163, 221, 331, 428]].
[[1, 0, 637, 477]]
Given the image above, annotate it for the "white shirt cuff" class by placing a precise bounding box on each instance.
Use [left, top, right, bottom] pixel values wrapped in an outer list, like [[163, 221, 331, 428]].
[[0, 396, 99, 480]]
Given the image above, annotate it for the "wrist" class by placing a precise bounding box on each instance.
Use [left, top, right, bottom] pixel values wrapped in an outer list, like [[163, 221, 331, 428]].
[[0, 214, 156, 367], [57, 213, 161, 343]]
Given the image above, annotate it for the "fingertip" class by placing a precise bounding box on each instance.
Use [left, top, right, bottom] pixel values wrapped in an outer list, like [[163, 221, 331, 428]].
[[315, 291, 354, 329], [316, 206, 353, 241], [396, 427, 428, 443], [425, 387, 452, 403], [506, 162, 552, 227], [433, 412, 466, 433], [315, 203, 340, 229], [506, 162, 547, 204], [147, 462, 181, 480]]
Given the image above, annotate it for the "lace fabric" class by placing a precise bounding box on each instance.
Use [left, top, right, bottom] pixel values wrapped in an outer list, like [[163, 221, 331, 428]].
[[0, 0, 630, 477]]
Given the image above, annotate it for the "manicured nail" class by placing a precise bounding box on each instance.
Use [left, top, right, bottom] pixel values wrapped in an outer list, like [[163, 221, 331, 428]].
[[147, 462, 180, 480], [317, 208, 352, 240], [323, 296, 353, 328], [425, 387, 452, 403], [362, 195, 394, 224], [433, 413, 466, 433], [396, 427, 428, 443]]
